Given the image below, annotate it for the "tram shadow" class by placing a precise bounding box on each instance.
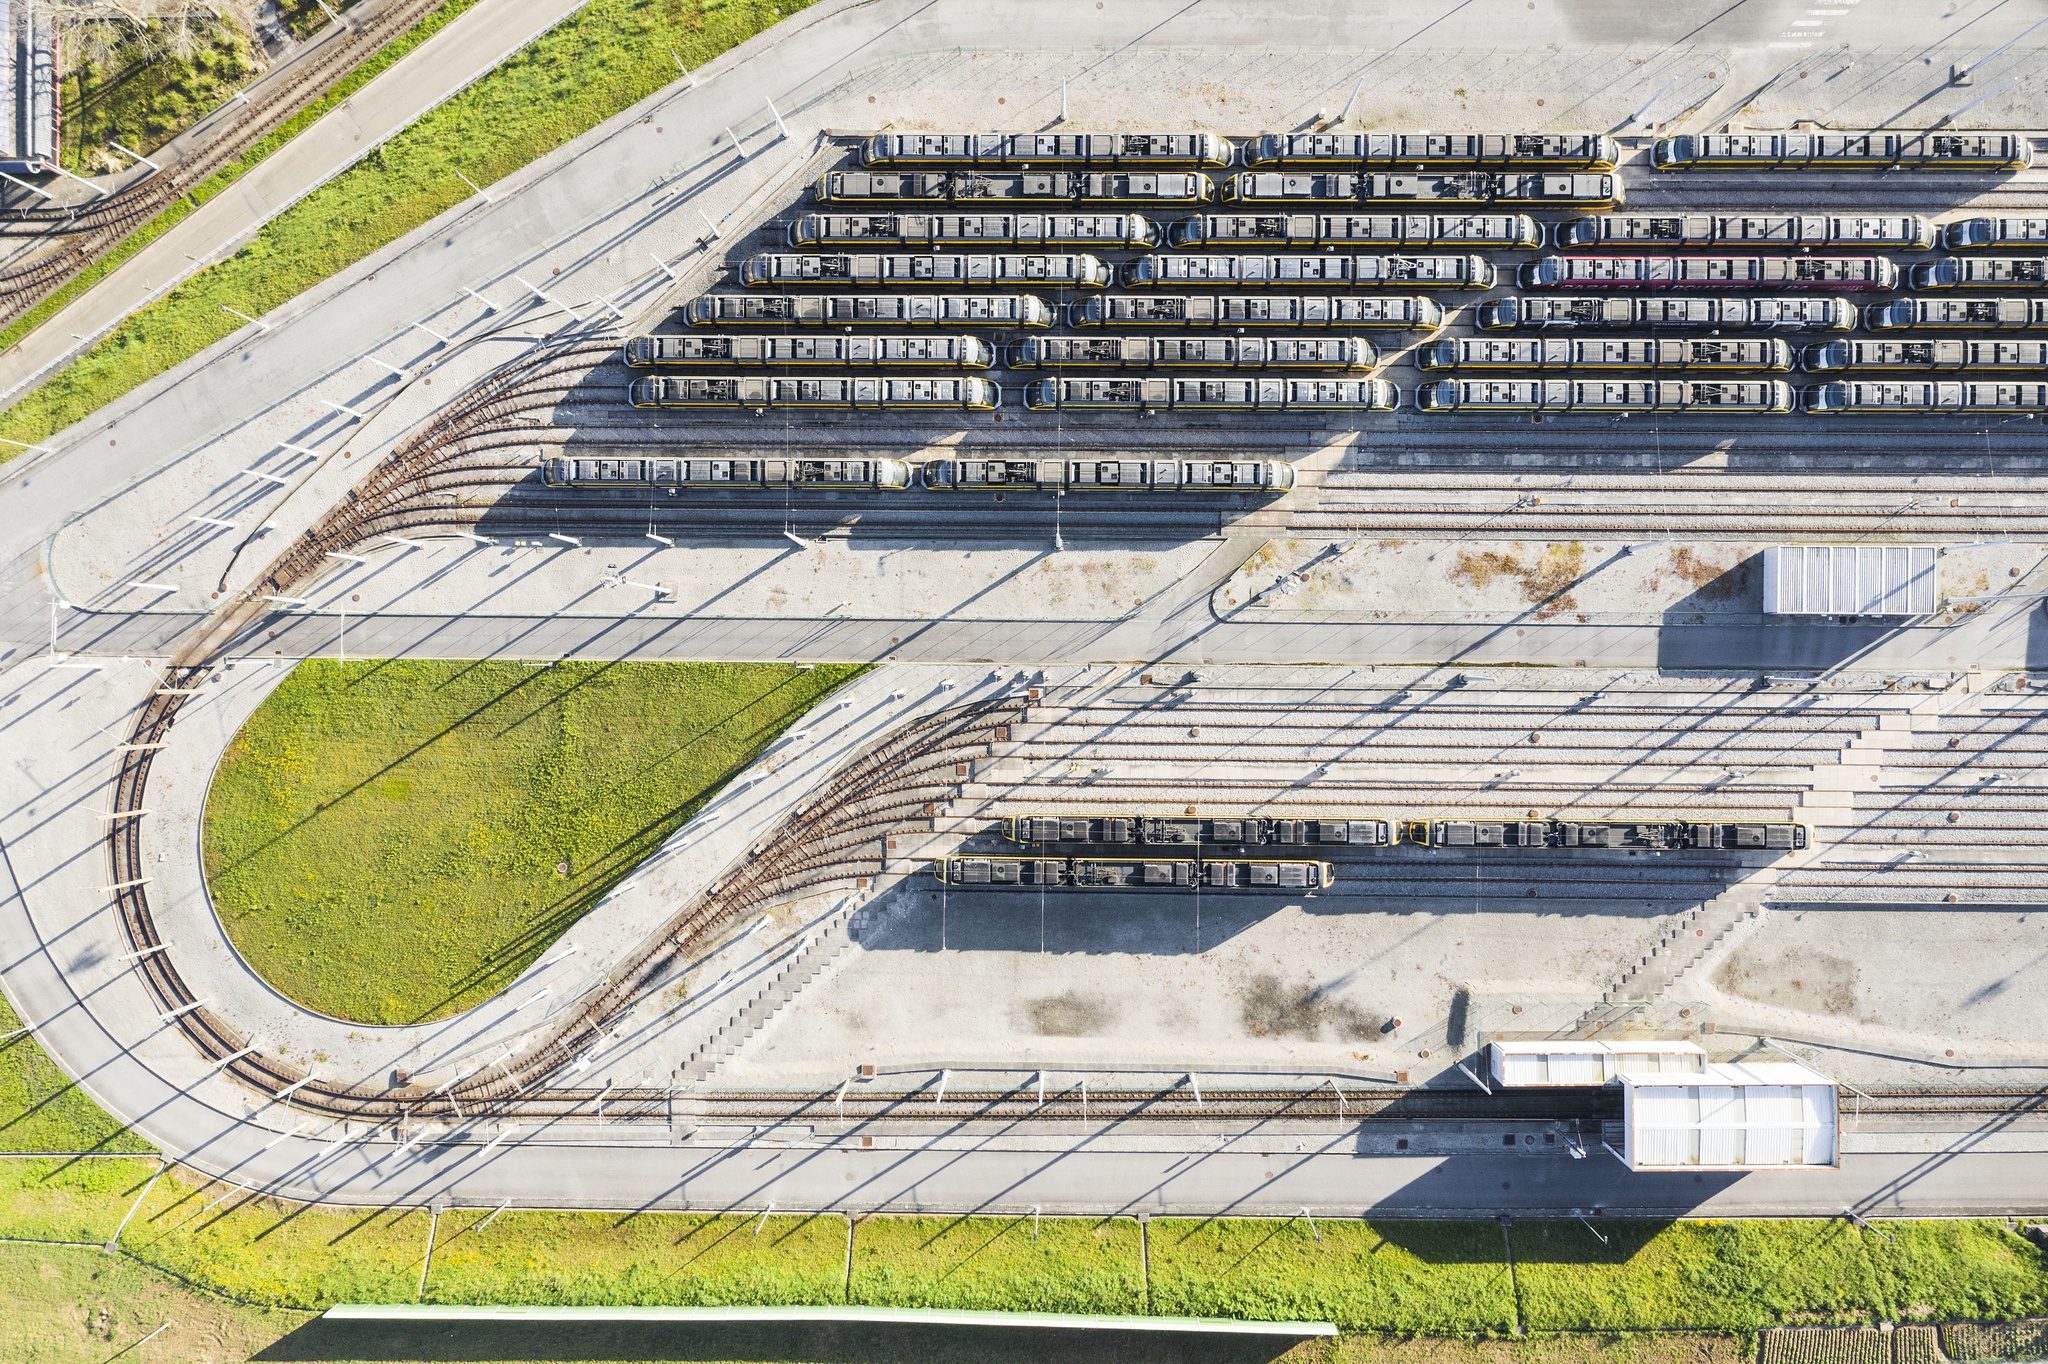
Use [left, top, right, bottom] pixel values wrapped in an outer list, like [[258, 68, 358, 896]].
[[255, 1315, 1313, 1362]]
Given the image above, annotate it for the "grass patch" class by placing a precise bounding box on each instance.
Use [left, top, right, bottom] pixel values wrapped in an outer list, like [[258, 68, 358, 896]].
[[61, 19, 260, 174], [427, 1209, 848, 1305], [125, 1172, 428, 1308], [0, 1167, 2043, 1359], [0, 0, 482, 365], [850, 1214, 1144, 1313], [201, 659, 862, 1025], [0, 1157, 159, 1244], [0, 993, 153, 1154], [1147, 1218, 1517, 1333], [0, 1239, 307, 1362], [1512, 1219, 2048, 1331], [0, 0, 804, 447], [0, 1239, 1762, 1364]]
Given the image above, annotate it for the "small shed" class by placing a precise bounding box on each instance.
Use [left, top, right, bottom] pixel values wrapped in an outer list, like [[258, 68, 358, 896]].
[[1488, 1039, 1707, 1088], [1762, 544, 1938, 617], [1617, 1060, 1840, 1172]]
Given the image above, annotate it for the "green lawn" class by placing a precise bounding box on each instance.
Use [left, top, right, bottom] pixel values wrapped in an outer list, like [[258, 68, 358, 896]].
[[0, 0, 806, 448], [201, 659, 861, 1024], [0, 993, 152, 1154]]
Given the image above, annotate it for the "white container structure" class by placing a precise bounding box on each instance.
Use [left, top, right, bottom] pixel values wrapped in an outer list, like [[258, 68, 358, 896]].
[[1488, 1040, 1707, 1088], [1617, 1060, 1840, 1172], [1762, 544, 1938, 616]]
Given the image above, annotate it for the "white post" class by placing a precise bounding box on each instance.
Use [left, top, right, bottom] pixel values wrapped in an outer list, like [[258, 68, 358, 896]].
[[48, 163, 110, 197], [461, 286, 498, 312], [1339, 75, 1365, 122], [767, 97, 790, 140], [107, 141, 160, 170], [1059, 78, 1067, 121], [671, 50, 696, 85], [650, 253, 678, 281], [697, 209, 721, 240], [411, 320, 450, 344], [455, 170, 493, 204], [935, 1069, 949, 1106], [319, 398, 365, 419], [220, 305, 270, 332], [0, 170, 55, 199], [314, 0, 349, 28], [726, 127, 748, 158]]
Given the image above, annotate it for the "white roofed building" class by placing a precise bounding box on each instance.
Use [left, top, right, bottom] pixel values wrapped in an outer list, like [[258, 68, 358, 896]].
[[1488, 1039, 1706, 1088], [1617, 1060, 1840, 1172]]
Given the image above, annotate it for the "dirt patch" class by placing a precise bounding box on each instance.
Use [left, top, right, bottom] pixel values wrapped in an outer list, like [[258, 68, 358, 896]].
[[1240, 974, 1380, 1042], [1027, 992, 1116, 1036], [1668, 547, 1749, 602], [1713, 945, 1861, 1018], [1453, 542, 1586, 619], [1955, 569, 1990, 615]]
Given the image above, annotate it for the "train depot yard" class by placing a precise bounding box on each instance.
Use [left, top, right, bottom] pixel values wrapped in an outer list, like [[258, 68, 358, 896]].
[[18, 0, 2048, 1354]]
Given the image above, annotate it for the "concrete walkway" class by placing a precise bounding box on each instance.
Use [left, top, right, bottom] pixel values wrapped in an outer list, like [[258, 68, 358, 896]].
[[0, 0, 595, 406]]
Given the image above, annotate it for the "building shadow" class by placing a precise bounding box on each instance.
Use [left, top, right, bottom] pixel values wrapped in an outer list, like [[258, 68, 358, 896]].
[[253, 1317, 1313, 1363], [1653, 549, 1910, 674]]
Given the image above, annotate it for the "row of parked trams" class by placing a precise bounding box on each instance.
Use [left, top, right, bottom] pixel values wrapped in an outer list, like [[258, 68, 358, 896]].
[[574, 128, 2048, 465], [934, 813, 1810, 892]]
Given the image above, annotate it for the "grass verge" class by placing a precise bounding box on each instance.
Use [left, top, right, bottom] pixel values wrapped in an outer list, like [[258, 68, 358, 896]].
[[427, 1209, 849, 1305], [850, 1214, 1145, 1313], [0, 0, 804, 448], [0, 993, 153, 1153], [0, 1173, 2044, 1358], [0, 1234, 1762, 1364], [1513, 1219, 2048, 1331], [0, 1157, 160, 1243], [1147, 1218, 1517, 1334], [201, 659, 863, 1025], [0, 0, 485, 365]]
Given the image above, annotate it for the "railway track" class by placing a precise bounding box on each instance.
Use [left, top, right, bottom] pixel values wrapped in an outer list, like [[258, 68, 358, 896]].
[[0, 0, 446, 327]]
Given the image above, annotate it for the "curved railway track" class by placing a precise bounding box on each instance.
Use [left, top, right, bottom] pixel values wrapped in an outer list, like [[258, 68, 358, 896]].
[[88, 291, 2048, 1129], [0, 0, 446, 327]]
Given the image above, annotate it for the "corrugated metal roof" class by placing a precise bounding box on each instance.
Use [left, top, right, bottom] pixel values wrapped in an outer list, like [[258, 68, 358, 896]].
[[1621, 1061, 1839, 1171], [1762, 544, 1938, 616], [1489, 1040, 1706, 1087]]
